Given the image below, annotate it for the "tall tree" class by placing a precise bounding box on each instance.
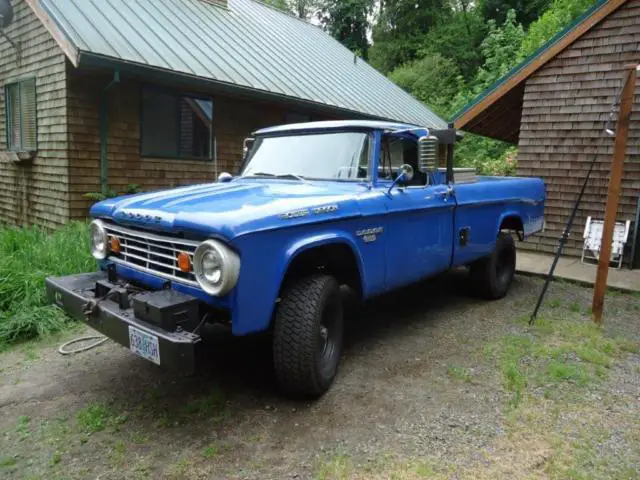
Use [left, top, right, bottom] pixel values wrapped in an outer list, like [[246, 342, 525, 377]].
[[519, 0, 595, 56], [419, 0, 487, 80], [262, 0, 319, 19], [319, 0, 375, 59], [369, 0, 449, 74], [389, 54, 464, 117], [474, 9, 526, 89], [480, 0, 553, 27]]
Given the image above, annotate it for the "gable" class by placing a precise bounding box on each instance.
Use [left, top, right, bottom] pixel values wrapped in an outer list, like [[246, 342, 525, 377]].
[[452, 0, 629, 143]]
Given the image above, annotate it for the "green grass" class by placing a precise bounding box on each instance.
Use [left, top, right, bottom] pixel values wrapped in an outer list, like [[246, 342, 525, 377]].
[[203, 443, 221, 459], [315, 453, 352, 480], [0, 457, 17, 468], [76, 403, 128, 434], [486, 315, 639, 408], [181, 388, 227, 418], [548, 298, 562, 309], [569, 302, 581, 313], [447, 365, 472, 382], [0, 222, 93, 346]]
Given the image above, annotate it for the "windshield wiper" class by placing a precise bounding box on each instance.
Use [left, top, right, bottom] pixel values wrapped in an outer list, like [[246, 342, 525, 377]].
[[249, 173, 306, 181]]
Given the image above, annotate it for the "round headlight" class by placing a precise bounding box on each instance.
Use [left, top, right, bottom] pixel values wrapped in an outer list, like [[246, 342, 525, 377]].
[[193, 239, 240, 296], [89, 219, 109, 260]]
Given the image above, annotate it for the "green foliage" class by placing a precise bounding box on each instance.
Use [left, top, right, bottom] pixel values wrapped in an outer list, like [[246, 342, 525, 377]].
[[389, 54, 464, 117], [419, 5, 487, 80], [479, 0, 553, 27], [363, 0, 599, 177], [369, 0, 449, 73], [519, 0, 596, 57], [84, 184, 142, 203], [455, 134, 516, 176], [319, 0, 375, 59], [262, 0, 319, 19], [0, 222, 94, 346], [474, 10, 526, 90]]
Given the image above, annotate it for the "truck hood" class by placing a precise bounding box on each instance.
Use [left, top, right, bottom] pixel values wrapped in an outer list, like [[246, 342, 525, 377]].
[[90, 179, 367, 239]]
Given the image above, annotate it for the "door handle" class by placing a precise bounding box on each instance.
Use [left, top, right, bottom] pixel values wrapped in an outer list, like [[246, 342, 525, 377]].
[[439, 186, 455, 201]]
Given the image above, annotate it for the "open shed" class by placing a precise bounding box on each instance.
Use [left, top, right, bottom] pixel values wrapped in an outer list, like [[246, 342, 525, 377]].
[[453, 0, 640, 268]]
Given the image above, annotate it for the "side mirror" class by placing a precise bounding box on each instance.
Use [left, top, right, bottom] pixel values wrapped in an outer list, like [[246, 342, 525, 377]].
[[387, 164, 414, 195], [396, 164, 414, 185], [418, 135, 439, 173], [218, 172, 233, 183], [243, 137, 255, 160]]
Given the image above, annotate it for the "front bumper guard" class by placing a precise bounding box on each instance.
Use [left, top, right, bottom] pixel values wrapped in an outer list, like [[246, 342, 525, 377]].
[[46, 272, 201, 372]]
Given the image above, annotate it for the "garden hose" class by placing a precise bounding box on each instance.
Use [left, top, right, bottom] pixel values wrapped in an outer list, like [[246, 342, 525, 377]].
[[57, 336, 109, 355]]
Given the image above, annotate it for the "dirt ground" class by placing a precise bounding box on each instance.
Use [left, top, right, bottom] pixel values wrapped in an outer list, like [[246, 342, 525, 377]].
[[1, 273, 639, 479]]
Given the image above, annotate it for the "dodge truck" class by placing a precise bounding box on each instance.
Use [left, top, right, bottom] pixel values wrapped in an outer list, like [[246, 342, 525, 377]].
[[46, 120, 545, 397]]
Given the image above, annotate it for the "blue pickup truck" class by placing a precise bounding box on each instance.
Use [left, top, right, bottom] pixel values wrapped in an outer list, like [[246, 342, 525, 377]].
[[47, 120, 545, 397]]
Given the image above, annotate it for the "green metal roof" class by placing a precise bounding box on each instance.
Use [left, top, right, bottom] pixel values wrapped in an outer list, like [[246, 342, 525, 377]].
[[451, 0, 611, 123], [37, 0, 448, 129]]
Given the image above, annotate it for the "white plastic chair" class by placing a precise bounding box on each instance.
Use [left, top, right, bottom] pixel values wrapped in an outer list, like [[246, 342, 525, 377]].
[[582, 216, 631, 269]]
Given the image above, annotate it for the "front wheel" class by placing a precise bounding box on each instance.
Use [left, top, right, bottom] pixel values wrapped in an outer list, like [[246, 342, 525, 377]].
[[469, 233, 516, 300], [273, 275, 344, 397]]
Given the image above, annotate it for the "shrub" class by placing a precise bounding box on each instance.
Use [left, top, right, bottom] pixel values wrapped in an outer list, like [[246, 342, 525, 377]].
[[0, 222, 93, 346]]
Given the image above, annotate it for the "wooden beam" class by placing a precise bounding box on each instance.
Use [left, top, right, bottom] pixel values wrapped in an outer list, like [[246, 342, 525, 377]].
[[24, 0, 79, 67], [454, 0, 628, 132], [592, 64, 637, 325]]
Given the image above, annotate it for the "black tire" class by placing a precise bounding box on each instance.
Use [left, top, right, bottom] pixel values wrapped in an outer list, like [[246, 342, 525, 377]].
[[469, 233, 516, 300], [273, 275, 344, 397]]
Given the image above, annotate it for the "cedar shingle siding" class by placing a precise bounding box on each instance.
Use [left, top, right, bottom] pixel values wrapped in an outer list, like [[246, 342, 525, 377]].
[[517, 0, 640, 259], [0, 1, 332, 225], [66, 69, 330, 219], [0, 0, 68, 228]]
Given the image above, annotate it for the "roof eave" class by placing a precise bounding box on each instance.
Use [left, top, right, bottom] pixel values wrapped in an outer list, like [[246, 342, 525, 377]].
[[451, 0, 628, 135], [76, 51, 439, 127]]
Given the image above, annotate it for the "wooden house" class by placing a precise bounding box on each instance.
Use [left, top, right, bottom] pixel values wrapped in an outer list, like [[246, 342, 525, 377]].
[[453, 0, 640, 267], [0, 0, 447, 229]]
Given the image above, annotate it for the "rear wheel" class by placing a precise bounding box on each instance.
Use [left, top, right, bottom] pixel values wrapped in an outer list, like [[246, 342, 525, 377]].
[[273, 275, 344, 397], [469, 233, 516, 300]]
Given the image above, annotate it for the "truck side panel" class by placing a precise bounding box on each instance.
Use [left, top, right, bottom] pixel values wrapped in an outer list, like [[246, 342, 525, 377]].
[[452, 177, 545, 267]]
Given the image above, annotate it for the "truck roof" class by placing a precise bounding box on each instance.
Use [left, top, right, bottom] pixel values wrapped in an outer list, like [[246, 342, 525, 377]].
[[254, 120, 424, 136]]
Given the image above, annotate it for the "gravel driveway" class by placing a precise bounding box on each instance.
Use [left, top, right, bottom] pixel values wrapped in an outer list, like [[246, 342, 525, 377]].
[[1, 273, 638, 479]]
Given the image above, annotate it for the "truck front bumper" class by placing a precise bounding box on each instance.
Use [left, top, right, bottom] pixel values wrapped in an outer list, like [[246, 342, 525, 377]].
[[45, 272, 201, 373]]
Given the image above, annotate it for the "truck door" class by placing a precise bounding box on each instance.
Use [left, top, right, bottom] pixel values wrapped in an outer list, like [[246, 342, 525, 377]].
[[378, 134, 456, 290]]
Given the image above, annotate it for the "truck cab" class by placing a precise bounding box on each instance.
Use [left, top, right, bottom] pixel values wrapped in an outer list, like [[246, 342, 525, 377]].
[[46, 120, 545, 397]]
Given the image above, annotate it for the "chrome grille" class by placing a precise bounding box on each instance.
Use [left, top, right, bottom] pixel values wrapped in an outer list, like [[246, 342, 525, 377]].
[[104, 223, 199, 286]]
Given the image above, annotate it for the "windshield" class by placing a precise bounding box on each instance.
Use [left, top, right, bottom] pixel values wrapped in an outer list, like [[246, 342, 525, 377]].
[[241, 131, 371, 181]]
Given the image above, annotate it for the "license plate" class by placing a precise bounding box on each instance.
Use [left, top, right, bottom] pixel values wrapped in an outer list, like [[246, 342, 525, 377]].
[[128, 326, 160, 365]]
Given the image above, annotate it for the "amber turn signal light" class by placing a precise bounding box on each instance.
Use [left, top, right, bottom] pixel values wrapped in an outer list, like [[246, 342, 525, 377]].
[[177, 251, 192, 272], [110, 236, 121, 254]]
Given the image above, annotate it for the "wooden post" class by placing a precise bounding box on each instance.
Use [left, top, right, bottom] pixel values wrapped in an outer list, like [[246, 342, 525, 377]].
[[592, 65, 637, 325]]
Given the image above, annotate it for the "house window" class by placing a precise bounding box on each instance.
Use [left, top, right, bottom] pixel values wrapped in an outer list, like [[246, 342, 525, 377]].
[[141, 87, 213, 160], [5, 78, 37, 151]]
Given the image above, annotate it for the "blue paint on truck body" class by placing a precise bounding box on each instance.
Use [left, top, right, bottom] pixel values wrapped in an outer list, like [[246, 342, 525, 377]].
[[90, 121, 545, 336]]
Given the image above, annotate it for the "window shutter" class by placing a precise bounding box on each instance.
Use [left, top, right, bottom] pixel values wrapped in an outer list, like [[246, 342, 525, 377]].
[[20, 79, 37, 150], [6, 83, 20, 150], [4, 79, 37, 151]]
